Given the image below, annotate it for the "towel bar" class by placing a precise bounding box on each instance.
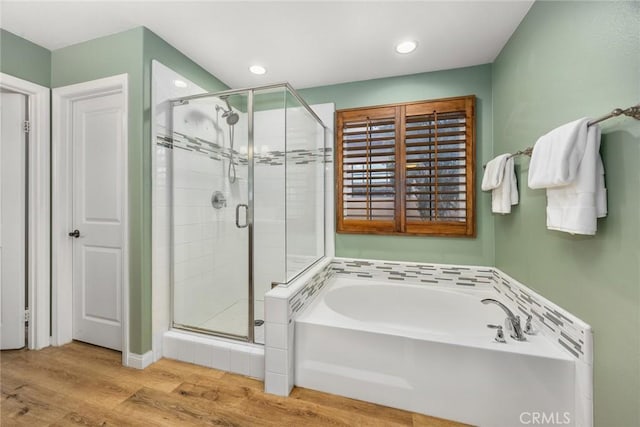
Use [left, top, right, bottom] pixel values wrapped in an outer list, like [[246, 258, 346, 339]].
[[483, 104, 640, 169]]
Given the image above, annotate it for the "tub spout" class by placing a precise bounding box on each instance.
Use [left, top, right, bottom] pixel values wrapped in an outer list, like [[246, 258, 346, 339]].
[[481, 298, 526, 341]]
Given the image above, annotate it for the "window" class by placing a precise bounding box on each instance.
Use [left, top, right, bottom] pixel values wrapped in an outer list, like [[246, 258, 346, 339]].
[[336, 95, 475, 237]]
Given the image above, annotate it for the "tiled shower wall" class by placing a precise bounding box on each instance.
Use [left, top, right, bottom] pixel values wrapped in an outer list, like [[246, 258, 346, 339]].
[[152, 61, 205, 359], [283, 105, 326, 281], [171, 105, 250, 328], [152, 61, 333, 358], [153, 61, 251, 346], [253, 109, 286, 300], [253, 106, 328, 295]]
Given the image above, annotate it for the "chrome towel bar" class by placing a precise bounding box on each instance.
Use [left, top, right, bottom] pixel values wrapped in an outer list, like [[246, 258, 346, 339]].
[[483, 104, 640, 169]]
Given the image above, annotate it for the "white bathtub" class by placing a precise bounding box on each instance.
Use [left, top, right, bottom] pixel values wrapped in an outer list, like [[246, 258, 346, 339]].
[[295, 277, 576, 427]]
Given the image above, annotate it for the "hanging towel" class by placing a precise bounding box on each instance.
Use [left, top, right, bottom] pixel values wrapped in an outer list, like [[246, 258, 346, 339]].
[[528, 119, 607, 235], [482, 154, 519, 214], [482, 154, 508, 191], [528, 118, 590, 188]]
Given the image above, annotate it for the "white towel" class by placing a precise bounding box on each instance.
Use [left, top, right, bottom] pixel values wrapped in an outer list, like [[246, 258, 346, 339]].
[[482, 154, 508, 191], [482, 154, 519, 214], [528, 118, 590, 188], [528, 119, 607, 235]]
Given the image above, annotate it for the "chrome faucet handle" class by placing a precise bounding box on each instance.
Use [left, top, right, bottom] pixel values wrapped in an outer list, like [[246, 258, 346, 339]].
[[481, 298, 526, 341], [487, 324, 506, 343], [524, 314, 537, 335]]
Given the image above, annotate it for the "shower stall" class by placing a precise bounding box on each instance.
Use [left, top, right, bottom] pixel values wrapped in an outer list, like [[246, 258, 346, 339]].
[[169, 83, 326, 344]]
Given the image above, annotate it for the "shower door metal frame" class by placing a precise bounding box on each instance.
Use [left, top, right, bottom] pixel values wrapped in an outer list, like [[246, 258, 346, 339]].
[[246, 89, 255, 344], [169, 88, 254, 343], [169, 83, 327, 344]]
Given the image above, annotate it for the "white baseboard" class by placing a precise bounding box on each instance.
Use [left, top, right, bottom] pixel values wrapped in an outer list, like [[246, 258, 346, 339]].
[[126, 350, 154, 369]]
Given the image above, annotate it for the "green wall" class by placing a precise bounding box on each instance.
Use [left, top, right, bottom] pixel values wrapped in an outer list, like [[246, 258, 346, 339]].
[[492, 2, 640, 426], [51, 27, 228, 354], [0, 28, 51, 87], [300, 65, 495, 266]]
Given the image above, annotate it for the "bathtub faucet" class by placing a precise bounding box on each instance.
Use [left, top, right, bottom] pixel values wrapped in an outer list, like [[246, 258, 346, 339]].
[[481, 299, 526, 341]]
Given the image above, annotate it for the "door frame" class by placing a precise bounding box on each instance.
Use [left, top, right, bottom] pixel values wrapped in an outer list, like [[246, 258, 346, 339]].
[[0, 73, 50, 350], [52, 74, 130, 365]]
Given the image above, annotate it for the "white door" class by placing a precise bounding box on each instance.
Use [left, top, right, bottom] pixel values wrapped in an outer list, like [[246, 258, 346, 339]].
[[0, 91, 27, 350], [71, 92, 125, 351]]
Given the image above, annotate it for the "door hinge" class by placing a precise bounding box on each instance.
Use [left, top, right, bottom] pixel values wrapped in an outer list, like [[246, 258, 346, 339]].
[[24, 309, 30, 322], [23, 120, 31, 133]]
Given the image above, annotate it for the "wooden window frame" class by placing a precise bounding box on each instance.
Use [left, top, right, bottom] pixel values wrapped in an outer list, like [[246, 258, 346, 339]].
[[336, 95, 476, 237]]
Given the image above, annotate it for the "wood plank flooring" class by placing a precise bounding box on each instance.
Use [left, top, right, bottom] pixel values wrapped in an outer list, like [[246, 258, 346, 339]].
[[1, 342, 467, 426]]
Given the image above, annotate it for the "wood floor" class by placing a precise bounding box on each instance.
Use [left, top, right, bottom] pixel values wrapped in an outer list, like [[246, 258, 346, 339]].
[[1, 342, 467, 426]]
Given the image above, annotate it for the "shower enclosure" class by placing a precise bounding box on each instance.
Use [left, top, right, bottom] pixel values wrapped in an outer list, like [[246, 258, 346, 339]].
[[169, 84, 326, 344]]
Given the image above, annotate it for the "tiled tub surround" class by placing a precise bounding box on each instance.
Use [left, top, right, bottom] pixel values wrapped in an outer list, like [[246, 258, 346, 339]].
[[264, 257, 593, 427], [492, 268, 592, 364], [493, 269, 593, 427], [264, 259, 334, 395]]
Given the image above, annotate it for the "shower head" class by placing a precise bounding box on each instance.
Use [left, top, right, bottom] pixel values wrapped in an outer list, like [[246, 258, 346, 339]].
[[225, 110, 239, 125], [216, 96, 240, 125]]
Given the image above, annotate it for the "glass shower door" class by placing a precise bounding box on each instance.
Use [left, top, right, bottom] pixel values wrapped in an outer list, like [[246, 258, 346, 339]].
[[171, 91, 251, 340]]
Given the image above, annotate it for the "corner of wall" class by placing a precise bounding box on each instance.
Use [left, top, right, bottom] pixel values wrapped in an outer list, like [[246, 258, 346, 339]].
[[0, 29, 52, 88], [141, 27, 229, 93]]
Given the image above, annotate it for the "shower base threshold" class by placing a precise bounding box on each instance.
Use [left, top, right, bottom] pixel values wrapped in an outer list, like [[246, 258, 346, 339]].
[[193, 299, 265, 344], [163, 330, 265, 379]]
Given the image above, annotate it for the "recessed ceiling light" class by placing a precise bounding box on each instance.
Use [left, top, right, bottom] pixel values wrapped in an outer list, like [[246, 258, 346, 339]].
[[249, 65, 266, 75], [173, 79, 188, 88], [395, 40, 418, 54]]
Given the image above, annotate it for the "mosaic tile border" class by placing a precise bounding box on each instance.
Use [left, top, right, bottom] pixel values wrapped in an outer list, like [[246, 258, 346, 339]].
[[330, 258, 495, 288], [157, 133, 332, 166], [288, 262, 334, 319], [492, 269, 592, 364]]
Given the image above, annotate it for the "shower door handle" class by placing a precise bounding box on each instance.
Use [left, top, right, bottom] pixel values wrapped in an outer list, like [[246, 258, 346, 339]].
[[235, 204, 248, 228]]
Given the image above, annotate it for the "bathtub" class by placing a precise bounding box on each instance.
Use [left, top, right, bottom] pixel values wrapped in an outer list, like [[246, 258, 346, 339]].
[[295, 277, 576, 427]]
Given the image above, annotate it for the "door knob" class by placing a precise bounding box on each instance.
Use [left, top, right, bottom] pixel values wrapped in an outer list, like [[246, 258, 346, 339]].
[[68, 229, 80, 238]]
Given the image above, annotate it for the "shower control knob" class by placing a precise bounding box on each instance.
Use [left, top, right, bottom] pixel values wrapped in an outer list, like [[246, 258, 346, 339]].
[[68, 229, 80, 238], [211, 191, 227, 209]]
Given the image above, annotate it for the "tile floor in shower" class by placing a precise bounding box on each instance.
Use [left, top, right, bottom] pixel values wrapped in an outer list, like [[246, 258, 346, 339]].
[[198, 299, 265, 344]]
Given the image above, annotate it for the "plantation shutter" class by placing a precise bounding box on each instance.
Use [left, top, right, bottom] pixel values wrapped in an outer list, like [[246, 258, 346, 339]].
[[336, 96, 475, 237], [404, 98, 474, 235], [337, 106, 398, 233]]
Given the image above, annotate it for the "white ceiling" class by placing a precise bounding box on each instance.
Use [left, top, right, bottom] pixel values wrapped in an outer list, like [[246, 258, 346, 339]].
[[0, 1, 534, 89]]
